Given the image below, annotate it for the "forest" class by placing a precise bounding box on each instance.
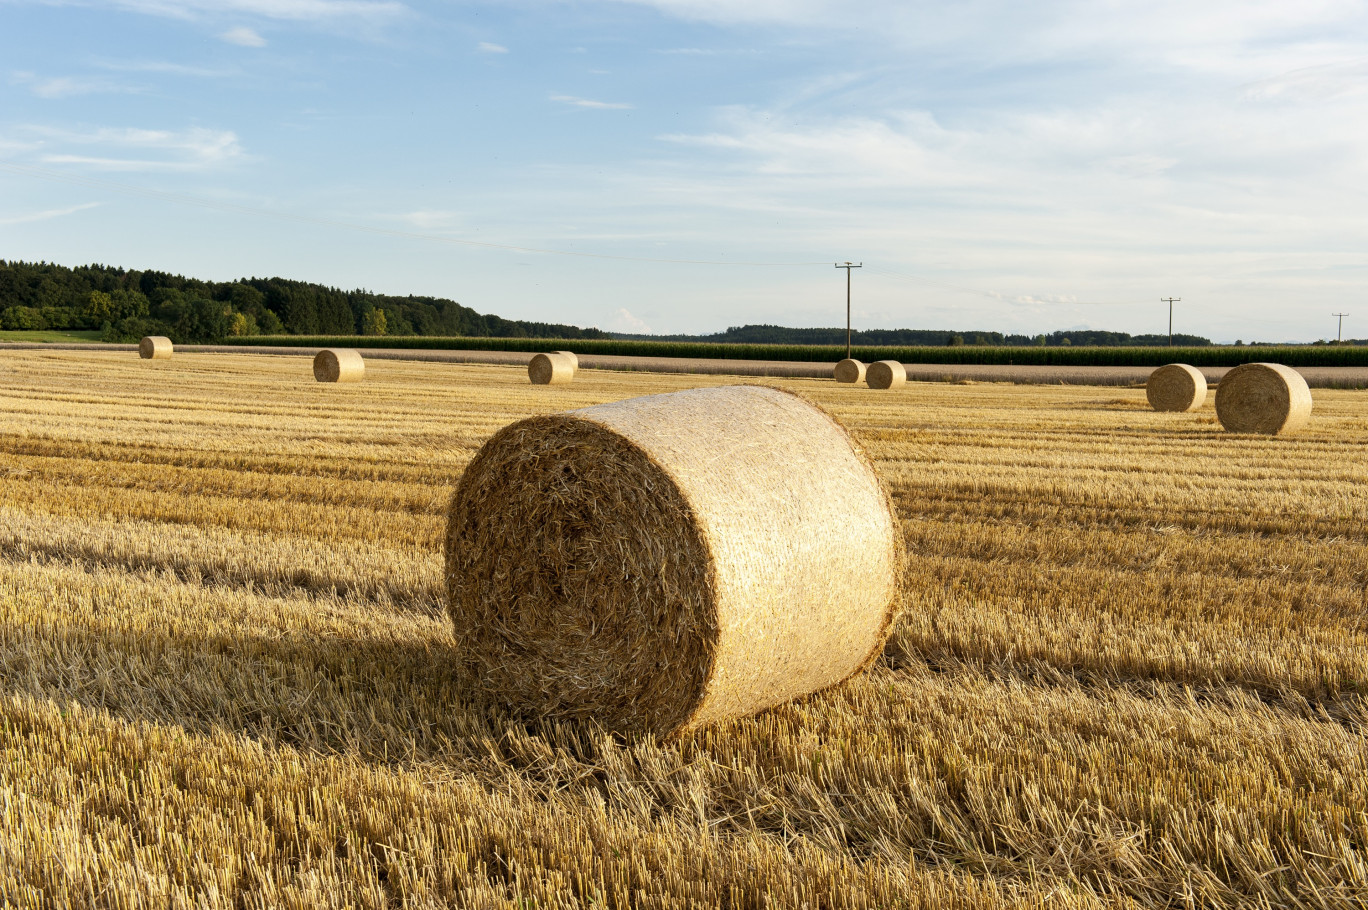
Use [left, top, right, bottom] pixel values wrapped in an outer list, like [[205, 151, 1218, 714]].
[[622, 324, 1216, 347], [0, 260, 606, 344]]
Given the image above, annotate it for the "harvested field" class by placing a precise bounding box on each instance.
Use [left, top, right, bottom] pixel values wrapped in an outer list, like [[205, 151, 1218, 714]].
[[1, 350, 1366, 908]]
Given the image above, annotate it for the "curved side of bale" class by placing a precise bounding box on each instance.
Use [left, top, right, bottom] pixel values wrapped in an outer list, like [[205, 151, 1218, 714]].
[[833, 359, 866, 383], [445, 384, 902, 738], [1146, 363, 1207, 412], [1215, 362, 1312, 435], [139, 336, 172, 360], [553, 351, 579, 373], [866, 360, 906, 390], [529, 352, 574, 385], [313, 348, 365, 383]]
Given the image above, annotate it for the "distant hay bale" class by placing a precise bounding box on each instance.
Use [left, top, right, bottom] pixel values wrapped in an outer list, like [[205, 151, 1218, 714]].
[[1146, 363, 1207, 412], [554, 351, 579, 373], [1215, 362, 1312, 435], [139, 336, 172, 360], [445, 384, 902, 738], [313, 348, 365, 383], [865, 360, 906, 390], [833, 358, 866, 383], [529, 352, 574, 385]]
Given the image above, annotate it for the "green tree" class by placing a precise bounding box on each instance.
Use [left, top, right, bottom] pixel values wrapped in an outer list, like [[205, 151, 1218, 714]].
[[362, 308, 388, 336], [84, 290, 113, 325]]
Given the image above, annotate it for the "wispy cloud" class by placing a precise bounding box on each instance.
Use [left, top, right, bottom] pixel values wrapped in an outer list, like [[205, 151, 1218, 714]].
[[11, 71, 139, 98], [398, 210, 462, 229], [551, 94, 632, 110], [22, 125, 246, 171], [0, 202, 101, 226], [220, 25, 266, 46], [608, 307, 652, 333], [477, 41, 508, 53], [26, 0, 408, 23], [94, 59, 236, 77]]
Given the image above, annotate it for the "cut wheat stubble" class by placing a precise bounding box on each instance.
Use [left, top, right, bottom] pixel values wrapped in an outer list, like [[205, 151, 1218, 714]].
[[444, 384, 903, 738]]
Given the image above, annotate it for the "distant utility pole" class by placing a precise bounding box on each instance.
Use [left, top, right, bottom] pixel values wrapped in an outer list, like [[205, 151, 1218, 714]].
[[1161, 297, 1182, 346], [1333, 312, 1349, 342], [835, 262, 862, 359]]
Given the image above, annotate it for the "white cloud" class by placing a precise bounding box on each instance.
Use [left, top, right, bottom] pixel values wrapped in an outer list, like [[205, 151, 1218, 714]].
[[551, 94, 633, 109], [92, 0, 406, 22], [11, 71, 138, 98], [94, 59, 235, 77], [477, 41, 507, 53], [21, 125, 246, 171], [220, 26, 266, 46], [608, 307, 652, 333], [0, 202, 101, 226]]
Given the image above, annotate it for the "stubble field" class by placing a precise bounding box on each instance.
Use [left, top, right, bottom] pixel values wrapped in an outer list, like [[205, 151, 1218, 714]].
[[1, 351, 1365, 909]]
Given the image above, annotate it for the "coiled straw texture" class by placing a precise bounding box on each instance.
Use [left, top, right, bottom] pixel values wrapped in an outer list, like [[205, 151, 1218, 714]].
[[866, 360, 906, 390], [1146, 364, 1207, 412], [313, 348, 365, 383], [553, 351, 579, 373], [1215, 362, 1312, 435], [445, 385, 903, 739], [139, 336, 172, 360], [833, 358, 866, 383], [529, 352, 575, 385]]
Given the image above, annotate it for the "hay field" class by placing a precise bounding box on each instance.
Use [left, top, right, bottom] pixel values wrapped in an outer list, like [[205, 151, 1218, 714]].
[[1, 351, 1365, 909]]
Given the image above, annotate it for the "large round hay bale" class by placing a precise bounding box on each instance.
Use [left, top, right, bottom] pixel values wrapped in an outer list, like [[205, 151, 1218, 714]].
[[1146, 363, 1207, 412], [554, 351, 579, 373], [445, 385, 902, 738], [529, 352, 574, 385], [313, 348, 365, 383], [138, 336, 172, 360], [866, 360, 906, 389], [1215, 362, 1312, 435], [833, 358, 866, 383]]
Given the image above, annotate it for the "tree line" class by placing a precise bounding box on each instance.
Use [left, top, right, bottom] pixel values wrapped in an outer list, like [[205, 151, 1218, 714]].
[[614, 324, 1216, 347], [0, 260, 606, 343]]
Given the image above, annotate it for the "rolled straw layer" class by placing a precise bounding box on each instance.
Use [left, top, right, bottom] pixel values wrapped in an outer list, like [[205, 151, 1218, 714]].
[[1215, 362, 1312, 435], [866, 360, 906, 390], [139, 336, 172, 360], [554, 351, 579, 372], [313, 348, 365, 383], [445, 385, 902, 738], [833, 358, 866, 383], [529, 352, 574, 385], [1146, 363, 1207, 412]]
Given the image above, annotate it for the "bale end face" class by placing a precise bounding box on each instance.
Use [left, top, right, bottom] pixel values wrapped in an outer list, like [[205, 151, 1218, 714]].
[[1215, 362, 1312, 435], [139, 336, 172, 360], [1146, 363, 1207, 412], [553, 351, 580, 373], [866, 360, 906, 390], [313, 348, 365, 383], [833, 359, 866, 383], [529, 352, 575, 385]]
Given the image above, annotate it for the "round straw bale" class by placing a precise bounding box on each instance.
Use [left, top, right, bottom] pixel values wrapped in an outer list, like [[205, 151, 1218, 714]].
[[1146, 363, 1207, 412], [445, 384, 902, 738], [1215, 362, 1312, 435], [833, 358, 866, 383], [865, 360, 906, 389], [529, 352, 574, 385], [313, 348, 365, 383], [138, 336, 172, 360], [554, 351, 579, 373]]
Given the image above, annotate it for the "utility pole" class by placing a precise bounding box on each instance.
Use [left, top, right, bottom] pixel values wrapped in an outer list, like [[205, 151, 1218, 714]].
[[1333, 312, 1349, 343], [835, 262, 862, 359], [1161, 297, 1181, 346]]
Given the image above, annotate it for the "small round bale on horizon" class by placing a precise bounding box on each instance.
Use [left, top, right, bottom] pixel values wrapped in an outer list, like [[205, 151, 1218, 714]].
[[529, 352, 574, 385], [139, 336, 172, 360], [554, 351, 579, 373], [1215, 362, 1312, 435], [313, 348, 365, 383], [444, 385, 903, 739], [866, 360, 906, 390], [833, 358, 866, 383], [1146, 363, 1207, 412]]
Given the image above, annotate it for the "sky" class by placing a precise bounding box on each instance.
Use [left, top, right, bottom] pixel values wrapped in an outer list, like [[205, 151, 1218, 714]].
[[2, 1, 1368, 341]]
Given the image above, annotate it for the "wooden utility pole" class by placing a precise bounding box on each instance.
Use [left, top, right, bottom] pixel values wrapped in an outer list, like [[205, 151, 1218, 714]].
[[835, 262, 862, 359], [1161, 297, 1181, 346], [1333, 312, 1349, 342]]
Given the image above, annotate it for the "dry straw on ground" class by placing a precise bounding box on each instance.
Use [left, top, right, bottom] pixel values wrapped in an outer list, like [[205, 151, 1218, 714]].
[[313, 348, 365, 383], [1146, 363, 1207, 412], [528, 352, 575, 385], [1215, 362, 1312, 434], [445, 384, 902, 738], [138, 336, 172, 360], [833, 358, 866, 383], [554, 350, 579, 372], [866, 360, 907, 389]]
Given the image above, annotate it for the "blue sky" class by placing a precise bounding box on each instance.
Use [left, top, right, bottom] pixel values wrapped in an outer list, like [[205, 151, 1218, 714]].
[[2, 0, 1367, 341]]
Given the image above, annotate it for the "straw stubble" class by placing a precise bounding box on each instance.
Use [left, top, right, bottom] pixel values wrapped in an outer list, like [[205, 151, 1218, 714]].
[[445, 385, 902, 738]]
